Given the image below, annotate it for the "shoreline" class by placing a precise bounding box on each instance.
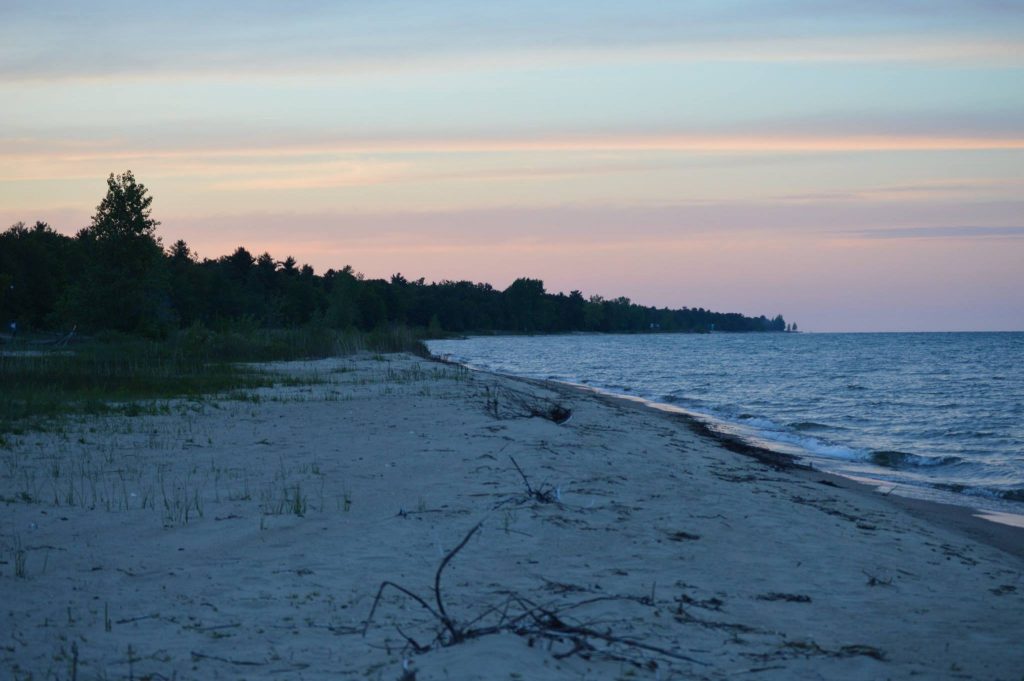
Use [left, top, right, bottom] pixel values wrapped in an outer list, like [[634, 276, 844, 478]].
[[540, 374, 1024, 562], [3, 352, 1022, 679], [448, 355, 1024, 553], [427, 333, 1024, 523], [576, 380, 1024, 562]]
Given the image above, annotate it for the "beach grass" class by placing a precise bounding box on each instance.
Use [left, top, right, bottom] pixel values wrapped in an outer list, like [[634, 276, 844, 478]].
[[0, 325, 428, 433]]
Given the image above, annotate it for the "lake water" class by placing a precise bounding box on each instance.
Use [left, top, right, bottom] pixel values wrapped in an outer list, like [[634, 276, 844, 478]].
[[427, 332, 1024, 517]]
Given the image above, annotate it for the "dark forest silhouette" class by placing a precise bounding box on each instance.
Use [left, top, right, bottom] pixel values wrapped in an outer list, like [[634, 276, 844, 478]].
[[1, 172, 788, 338]]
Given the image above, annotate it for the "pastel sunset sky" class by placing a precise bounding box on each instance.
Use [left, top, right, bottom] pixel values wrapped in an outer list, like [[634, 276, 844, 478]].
[[2, 1, 1022, 331]]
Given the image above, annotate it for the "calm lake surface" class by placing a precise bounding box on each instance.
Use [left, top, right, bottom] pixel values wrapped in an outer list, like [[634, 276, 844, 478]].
[[427, 332, 1024, 516]]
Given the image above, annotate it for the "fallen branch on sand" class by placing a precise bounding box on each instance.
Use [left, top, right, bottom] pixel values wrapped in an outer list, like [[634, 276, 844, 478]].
[[503, 455, 560, 506], [484, 385, 572, 424], [190, 651, 264, 666], [362, 522, 707, 669]]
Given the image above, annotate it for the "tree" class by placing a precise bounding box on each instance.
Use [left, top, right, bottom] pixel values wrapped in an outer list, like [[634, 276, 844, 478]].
[[65, 171, 171, 334], [356, 283, 388, 329], [0, 221, 77, 330], [584, 294, 605, 330], [227, 247, 256, 280], [325, 267, 359, 329], [565, 290, 586, 329], [168, 239, 194, 262], [504, 278, 546, 331], [90, 171, 160, 242], [166, 239, 203, 326]]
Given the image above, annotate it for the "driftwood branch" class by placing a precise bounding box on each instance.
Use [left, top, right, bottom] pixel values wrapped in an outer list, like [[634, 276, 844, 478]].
[[485, 385, 572, 424], [362, 521, 709, 670], [434, 521, 483, 643], [511, 456, 558, 502], [501, 456, 560, 506], [363, 581, 441, 637], [190, 651, 264, 667], [510, 456, 536, 496]]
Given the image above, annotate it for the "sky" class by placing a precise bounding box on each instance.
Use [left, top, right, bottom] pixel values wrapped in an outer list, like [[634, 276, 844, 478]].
[[1, 0, 1022, 331]]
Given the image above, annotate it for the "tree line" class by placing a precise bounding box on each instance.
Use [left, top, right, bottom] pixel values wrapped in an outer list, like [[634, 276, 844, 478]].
[[0, 172, 789, 338]]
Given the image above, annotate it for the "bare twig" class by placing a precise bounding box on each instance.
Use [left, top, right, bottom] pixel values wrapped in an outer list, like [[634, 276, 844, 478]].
[[395, 508, 446, 518], [190, 651, 264, 666], [394, 624, 430, 653], [362, 523, 709, 669], [534, 622, 708, 666], [114, 613, 160, 625], [485, 385, 572, 424], [363, 523, 482, 642], [363, 581, 442, 637], [510, 456, 536, 496], [434, 522, 483, 643], [505, 456, 559, 505]]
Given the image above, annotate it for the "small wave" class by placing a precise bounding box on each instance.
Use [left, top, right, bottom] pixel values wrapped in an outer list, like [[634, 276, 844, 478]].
[[749, 430, 863, 460], [943, 430, 997, 439], [934, 483, 1024, 504], [788, 421, 841, 432], [998, 488, 1024, 503], [660, 394, 708, 408], [735, 414, 780, 430], [870, 450, 961, 469]]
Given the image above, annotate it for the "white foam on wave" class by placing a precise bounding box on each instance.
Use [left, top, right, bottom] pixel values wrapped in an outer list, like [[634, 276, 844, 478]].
[[734, 416, 781, 431], [756, 430, 865, 460], [670, 404, 868, 464]]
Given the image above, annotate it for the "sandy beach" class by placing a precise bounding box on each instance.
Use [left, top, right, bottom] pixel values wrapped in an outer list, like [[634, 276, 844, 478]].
[[2, 352, 1022, 680]]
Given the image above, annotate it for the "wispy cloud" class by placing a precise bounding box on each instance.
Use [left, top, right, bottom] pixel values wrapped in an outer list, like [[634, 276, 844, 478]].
[[779, 178, 1024, 202], [2, 1, 1022, 82], [4, 132, 1022, 174], [153, 200, 1024, 251], [849, 225, 1024, 239], [4, 37, 1021, 84]]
